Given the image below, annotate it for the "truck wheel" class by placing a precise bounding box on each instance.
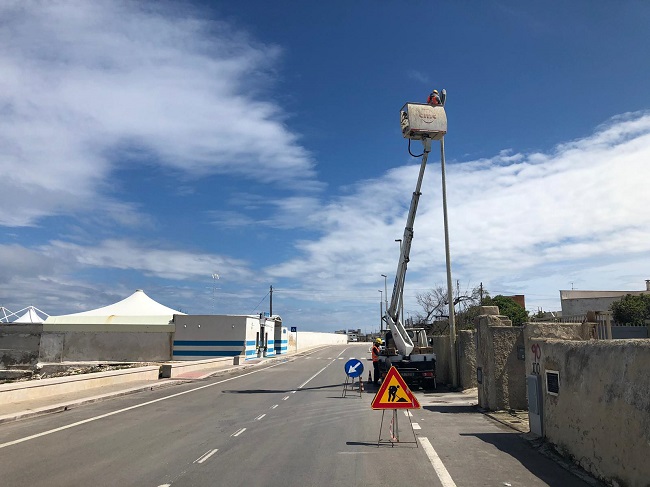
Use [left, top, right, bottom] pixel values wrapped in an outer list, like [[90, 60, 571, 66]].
[[424, 378, 437, 390]]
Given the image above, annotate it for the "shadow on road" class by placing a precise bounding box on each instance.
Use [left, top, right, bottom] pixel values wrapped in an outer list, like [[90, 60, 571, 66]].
[[459, 432, 598, 486], [423, 405, 478, 414], [222, 383, 342, 394]]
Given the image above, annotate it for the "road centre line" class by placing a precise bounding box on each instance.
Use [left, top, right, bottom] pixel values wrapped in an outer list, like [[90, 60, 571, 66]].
[[282, 396, 290, 401], [412, 423, 421, 430], [194, 449, 218, 464], [0, 361, 287, 450], [255, 414, 266, 421], [291, 390, 297, 394], [418, 437, 457, 487], [297, 358, 337, 390], [270, 405, 278, 409], [231, 428, 246, 437]]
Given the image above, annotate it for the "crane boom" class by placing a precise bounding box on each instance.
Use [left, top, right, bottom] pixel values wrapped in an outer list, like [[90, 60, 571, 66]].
[[385, 138, 432, 356]]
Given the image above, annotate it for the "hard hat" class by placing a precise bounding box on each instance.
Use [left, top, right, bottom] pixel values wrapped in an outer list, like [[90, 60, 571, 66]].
[[432, 90, 439, 94], [375, 338, 382, 343]]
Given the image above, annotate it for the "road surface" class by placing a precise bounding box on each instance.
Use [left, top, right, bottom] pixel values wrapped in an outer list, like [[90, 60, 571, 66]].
[[0, 344, 596, 486]]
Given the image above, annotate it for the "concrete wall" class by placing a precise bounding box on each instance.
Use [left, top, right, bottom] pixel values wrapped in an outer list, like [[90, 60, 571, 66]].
[[428, 332, 476, 389], [0, 324, 42, 368], [531, 338, 650, 486], [476, 318, 527, 411], [39, 331, 172, 362], [458, 330, 477, 389], [287, 331, 347, 351]]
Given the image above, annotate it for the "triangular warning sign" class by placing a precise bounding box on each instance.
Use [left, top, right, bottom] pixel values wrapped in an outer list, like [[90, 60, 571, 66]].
[[371, 366, 421, 410]]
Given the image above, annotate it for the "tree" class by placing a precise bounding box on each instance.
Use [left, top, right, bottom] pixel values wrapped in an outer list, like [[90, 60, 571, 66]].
[[414, 283, 483, 333], [482, 295, 529, 326], [610, 294, 650, 326]]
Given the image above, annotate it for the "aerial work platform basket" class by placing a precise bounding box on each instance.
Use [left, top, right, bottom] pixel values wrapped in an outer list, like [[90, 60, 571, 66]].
[[400, 103, 447, 141]]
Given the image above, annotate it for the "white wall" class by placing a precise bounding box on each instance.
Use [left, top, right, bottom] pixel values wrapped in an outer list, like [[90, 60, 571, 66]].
[[173, 315, 257, 360], [288, 331, 348, 351]]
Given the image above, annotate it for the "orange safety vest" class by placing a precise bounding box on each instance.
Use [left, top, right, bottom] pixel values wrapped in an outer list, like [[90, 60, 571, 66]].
[[371, 344, 380, 362]]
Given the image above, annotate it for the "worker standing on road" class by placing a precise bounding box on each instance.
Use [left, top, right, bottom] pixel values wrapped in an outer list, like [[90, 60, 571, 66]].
[[371, 338, 381, 386]]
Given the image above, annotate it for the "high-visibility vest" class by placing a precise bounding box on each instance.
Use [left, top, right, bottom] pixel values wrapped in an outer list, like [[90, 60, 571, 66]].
[[371, 345, 380, 362]]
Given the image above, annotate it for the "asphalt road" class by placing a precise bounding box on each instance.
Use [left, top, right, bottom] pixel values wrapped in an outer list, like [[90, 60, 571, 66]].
[[0, 344, 596, 487]]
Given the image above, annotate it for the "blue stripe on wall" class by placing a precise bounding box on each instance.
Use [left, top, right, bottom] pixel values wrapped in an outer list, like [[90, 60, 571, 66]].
[[173, 340, 244, 347], [172, 350, 240, 357]]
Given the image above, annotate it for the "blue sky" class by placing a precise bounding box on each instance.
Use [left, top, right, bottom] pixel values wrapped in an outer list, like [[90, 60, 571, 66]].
[[1, 1, 650, 331]]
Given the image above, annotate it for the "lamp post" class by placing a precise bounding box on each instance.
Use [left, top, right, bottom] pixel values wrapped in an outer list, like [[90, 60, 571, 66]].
[[378, 290, 383, 332], [440, 136, 458, 388], [381, 274, 388, 322], [395, 239, 404, 326]]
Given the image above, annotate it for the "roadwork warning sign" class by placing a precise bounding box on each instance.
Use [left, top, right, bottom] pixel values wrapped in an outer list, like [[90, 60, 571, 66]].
[[371, 366, 421, 410]]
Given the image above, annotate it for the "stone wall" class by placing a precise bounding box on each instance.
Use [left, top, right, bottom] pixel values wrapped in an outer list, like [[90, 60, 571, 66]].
[[429, 331, 476, 389], [0, 324, 42, 368], [458, 330, 477, 389], [531, 338, 650, 486], [476, 318, 526, 411]]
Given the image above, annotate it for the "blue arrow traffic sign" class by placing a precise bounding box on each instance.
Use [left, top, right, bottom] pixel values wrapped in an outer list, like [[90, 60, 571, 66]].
[[344, 359, 364, 378]]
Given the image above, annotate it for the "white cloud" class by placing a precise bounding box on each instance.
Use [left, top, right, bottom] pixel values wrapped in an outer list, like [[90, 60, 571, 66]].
[[0, 1, 318, 227], [266, 112, 650, 313], [44, 239, 255, 282]]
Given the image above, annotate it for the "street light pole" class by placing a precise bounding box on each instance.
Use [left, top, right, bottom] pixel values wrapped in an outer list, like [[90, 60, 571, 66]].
[[378, 290, 383, 332], [395, 239, 404, 326], [381, 274, 388, 323], [440, 136, 458, 388]]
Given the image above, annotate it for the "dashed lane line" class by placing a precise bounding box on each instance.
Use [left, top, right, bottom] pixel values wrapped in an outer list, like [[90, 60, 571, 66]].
[[270, 405, 278, 409], [231, 428, 246, 437], [194, 449, 218, 464], [255, 414, 266, 421]]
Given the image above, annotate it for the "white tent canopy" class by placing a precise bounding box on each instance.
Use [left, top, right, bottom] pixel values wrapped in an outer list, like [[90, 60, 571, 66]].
[[14, 306, 48, 323], [45, 290, 184, 325]]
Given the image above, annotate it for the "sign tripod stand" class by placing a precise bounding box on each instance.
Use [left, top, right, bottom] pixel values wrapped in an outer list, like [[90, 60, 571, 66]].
[[377, 408, 418, 447], [342, 359, 364, 398]]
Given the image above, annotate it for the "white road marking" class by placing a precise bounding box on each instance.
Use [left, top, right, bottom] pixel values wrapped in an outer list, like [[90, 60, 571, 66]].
[[404, 411, 413, 417], [158, 484, 172, 487], [412, 423, 421, 430], [270, 404, 278, 409], [255, 414, 266, 421], [298, 359, 336, 389], [282, 396, 290, 401], [231, 428, 246, 437], [194, 449, 218, 464], [0, 362, 286, 450], [418, 437, 457, 487], [338, 357, 344, 360], [290, 390, 297, 394]]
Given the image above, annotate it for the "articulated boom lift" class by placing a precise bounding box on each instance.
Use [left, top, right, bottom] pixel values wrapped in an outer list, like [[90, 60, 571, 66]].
[[377, 98, 447, 389]]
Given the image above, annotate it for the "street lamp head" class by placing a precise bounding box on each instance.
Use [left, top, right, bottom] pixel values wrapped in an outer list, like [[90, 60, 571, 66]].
[[381, 274, 387, 278]]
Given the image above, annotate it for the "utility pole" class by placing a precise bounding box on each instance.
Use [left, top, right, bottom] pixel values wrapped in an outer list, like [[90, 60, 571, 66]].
[[480, 282, 484, 305], [269, 285, 273, 316]]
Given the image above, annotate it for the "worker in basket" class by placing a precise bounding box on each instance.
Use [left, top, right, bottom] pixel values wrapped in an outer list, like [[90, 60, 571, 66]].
[[427, 89, 441, 106], [371, 338, 381, 386]]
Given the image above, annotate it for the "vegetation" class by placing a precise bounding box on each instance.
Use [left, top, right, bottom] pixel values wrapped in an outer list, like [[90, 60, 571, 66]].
[[481, 295, 529, 326], [610, 293, 650, 326]]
